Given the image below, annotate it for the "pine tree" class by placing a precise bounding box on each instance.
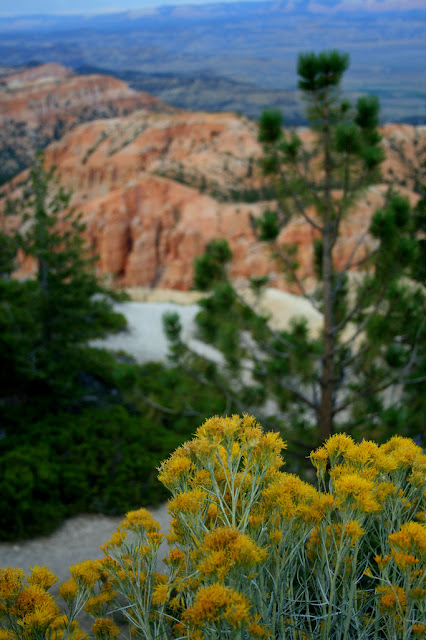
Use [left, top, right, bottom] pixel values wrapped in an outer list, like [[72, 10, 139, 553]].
[[164, 51, 425, 447], [0, 151, 125, 410]]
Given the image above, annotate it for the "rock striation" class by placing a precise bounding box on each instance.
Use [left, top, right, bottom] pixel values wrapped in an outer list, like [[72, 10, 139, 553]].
[[1, 99, 424, 292], [0, 63, 174, 183]]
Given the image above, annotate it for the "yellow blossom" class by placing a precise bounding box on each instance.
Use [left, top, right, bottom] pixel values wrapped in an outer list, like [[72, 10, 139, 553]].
[[375, 555, 391, 570], [183, 583, 250, 630], [309, 447, 328, 473], [0, 567, 25, 600], [70, 559, 101, 588], [374, 481, 398, 503], [201, 527, 266, 568], [413, 624, 426, 639], [100, 530, 127, 553], [157, 451, 192, 489], [18, 609, 60, 634], [151, 583, 169, 606], [408, 468, 426, 488], [334, 474, 381, 513], [147, 531, 163, 546], [84, 593, 112, 616], [197, 415, 241, 442], [185, 437, 217, 463], [255, 431, 286, 459], [164, 548, 185, 567], [269, 530, 283, 545], [240, 425, 263, 448], [248, 616, 271, 639], [344, 520, 365, 543], [28, 566, 57, 590], [92, 617, 120, 640], [12, 584, 55, 614], [168, 487, 207, 516], [377, 585, 407, 616], [12, 584, 60, 630], [388, 522, 426, 558], [345, 439, 380, 466], [324, 433, 356, 459], [391, 552, 419, 570], [121, 508, 161, 534], [248, 513, 264, 529], [375, 452, 399, 473], [58, 579, 79, 603], [190, 468, 212, 489], [262, 471, 318, 520], [297, 493, 334, 524], [380, 436, 422, 469]]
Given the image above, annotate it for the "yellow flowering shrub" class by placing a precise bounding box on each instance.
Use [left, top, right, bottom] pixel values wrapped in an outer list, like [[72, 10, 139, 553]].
[[1, 415, 425, 640], [0, 566, 83, 640]]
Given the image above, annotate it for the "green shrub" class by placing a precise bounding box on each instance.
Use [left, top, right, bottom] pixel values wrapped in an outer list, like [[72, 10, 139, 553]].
[[0, 405, 185, 541]]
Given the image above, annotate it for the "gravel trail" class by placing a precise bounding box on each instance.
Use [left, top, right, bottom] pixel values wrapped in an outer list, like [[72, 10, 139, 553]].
[[0, 504, 170, 582]]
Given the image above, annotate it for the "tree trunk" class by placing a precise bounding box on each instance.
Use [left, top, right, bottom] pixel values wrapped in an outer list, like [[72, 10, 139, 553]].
[[318, 90, 335, 440]]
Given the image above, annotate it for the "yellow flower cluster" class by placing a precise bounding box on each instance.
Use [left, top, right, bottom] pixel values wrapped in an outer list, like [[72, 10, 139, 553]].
[[100, 530, 127, 553], [0, 567, 64, 640], [158, 414, 286, 498], [58, 579, 79, 603], [334, 473, 381, 513], [311, 432, 426, 478], [92, 617, 120, 640], [84, 592, 114, 617], [388, 522, 426, 559], [168, 487, 208, 516], [413, 624, 426, 638], [2, 417, 426, 640], [196, 526, 267, 580], [28, 566, 57, 591], [183, 582, 251, 631], [70, 559, 102, 589], [0, 568, 25, 603], [121, 508, 161, 534], [377, 584, 407, 615]]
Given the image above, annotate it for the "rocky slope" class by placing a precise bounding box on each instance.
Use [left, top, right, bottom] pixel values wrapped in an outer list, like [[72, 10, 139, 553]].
[[1, 104, 424, 292], [0, 63, 175, 184]]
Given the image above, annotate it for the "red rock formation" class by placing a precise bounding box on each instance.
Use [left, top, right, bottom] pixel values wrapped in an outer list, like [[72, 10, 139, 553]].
[[1, 106, 423, 292], [0, 63, 172, 126], [0, 62, 175, 183]]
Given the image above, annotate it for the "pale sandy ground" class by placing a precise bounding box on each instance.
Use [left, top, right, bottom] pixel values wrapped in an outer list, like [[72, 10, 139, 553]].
[[0, 505, 171, 581], [91, 286, 324, 364], [0, 286, 322, 579]]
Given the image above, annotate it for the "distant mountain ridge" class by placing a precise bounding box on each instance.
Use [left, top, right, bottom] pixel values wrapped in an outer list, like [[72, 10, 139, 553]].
[[1, 0, 425, 24], [0, 0, 424, 125]]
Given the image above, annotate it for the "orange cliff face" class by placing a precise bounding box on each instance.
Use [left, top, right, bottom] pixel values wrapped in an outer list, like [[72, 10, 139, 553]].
[[0, 62, 175, 183], [0, 62, 173, 126], [0, 104, 424, 291]]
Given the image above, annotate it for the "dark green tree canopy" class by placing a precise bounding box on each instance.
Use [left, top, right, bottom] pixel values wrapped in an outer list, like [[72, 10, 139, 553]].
[[0, 151, 126, 410], [164, 50, 425, 450]]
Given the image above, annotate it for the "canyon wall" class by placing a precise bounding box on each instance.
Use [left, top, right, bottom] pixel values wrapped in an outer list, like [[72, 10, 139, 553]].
[[0, 62, 174, 183], [1, 90, 424, 292]]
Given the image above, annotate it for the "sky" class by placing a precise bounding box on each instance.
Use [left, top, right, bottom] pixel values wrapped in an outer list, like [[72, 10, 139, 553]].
[[0, 0, 425, 16]]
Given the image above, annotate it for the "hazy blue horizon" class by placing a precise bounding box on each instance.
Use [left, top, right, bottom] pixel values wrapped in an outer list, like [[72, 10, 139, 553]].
[[1, 0, 425, 17], [3, 0, 265, 17]]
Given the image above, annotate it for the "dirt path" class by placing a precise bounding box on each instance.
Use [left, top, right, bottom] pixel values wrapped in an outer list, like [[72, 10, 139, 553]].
[[0, 504, 170, 583]]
